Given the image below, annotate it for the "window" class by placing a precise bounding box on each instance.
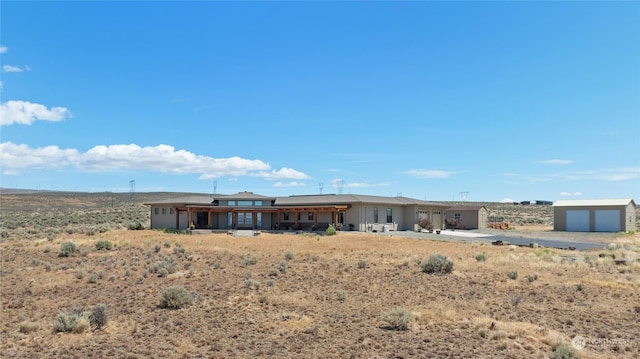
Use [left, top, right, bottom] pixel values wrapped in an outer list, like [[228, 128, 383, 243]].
[[154, 208, 159, 215], [238, 200, 253, 206], [254, 201, 263, 206], [283, 212, 290, 221], [170, 208, 175, 215], [373, 208, 378, 223], [257, 213, 262, 227], [227, 212, 232, 226], [386, 208, 393, 223], [228, 201, 236, 206], [454, 213, 461, 220], [162, 208, 167, 215], [308, 212, 314, 220]]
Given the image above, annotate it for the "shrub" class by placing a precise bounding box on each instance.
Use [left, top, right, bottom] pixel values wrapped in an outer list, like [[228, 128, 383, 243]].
[[278, 260, 288, 273], [526, 273, 538, 282], [421, 254, 454, 274], [53, 308, 89, 334], [19, 321, 39, 334], [549, 344, 579, 359], [239, 256, 258, 267], [58, 242, 79, 257], [381, 307, 414, 331], [475, 253, 486, 262], [95, 240, 113, 251], [357, 259, 367, 269], [326, 224, 337, 236], [284, 251, 294, 261], [244, 279, 261, 290], [337, 290, 348, 302], [149, 256, 177, 277], [507, 271, 519, 280], [89, 304, 108, 330], [268, 267, 279, 276], [418, 217, 434, 231], [128, 221, 144, 230], [159, 286, 193, 309]]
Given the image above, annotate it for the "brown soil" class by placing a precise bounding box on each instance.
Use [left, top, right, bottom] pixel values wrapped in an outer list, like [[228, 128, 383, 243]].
[[1, 229, 639, 358]]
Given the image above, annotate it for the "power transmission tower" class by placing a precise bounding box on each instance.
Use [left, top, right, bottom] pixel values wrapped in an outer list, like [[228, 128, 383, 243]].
[[319, 182, 324, 194], [129, 180, 136, 203]]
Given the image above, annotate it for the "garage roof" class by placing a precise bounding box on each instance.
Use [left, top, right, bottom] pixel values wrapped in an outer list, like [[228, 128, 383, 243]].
[[553, 199, 635, 207]]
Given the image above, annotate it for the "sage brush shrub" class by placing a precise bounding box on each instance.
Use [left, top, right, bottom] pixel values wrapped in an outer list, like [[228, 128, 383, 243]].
[[326, 224, 337, 236], [128, 221, 144, 230], [421, 254, 454, 274], [95, 240, 113, 251], [549, 344, 579, 359], [381, 307, 415, 331], [159, 286, 193, 309], [89, 304, 108, 330], [58, 242, 80, 257], [149, 255, 177, 277], [507, 271, 519, 280], [53, 308, 89, 334]]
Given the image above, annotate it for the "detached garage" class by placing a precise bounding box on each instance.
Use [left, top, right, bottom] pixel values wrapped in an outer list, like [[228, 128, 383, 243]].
[[553, 199, 636, 232]]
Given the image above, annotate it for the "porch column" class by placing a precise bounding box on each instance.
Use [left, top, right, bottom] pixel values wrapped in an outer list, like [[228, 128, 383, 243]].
[[175, 209, 180, 229]]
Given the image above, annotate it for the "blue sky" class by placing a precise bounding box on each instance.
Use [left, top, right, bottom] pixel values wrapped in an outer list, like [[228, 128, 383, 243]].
[[1, 1, 639, 202]]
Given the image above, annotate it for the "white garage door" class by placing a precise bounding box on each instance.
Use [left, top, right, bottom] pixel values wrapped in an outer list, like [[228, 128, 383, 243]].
[[566, 210, 589, 232], [595, 210, 620, 232]]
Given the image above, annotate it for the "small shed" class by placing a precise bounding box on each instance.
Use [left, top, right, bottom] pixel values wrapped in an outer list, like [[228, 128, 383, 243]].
[[553, 199, 636, 232], [445, 206, 488, 230]]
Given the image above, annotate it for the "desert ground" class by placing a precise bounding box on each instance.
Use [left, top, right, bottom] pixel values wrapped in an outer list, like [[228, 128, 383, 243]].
[[1, 191, 639, 358]]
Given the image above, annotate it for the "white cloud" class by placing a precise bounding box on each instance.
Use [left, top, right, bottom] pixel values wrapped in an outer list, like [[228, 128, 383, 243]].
[[273, 181, 306, 188], [0, 142, 309, 181], [560, 191, 582, 196], [537, 159, 573, 165], [404, 169, 459, 179], [0, 46, 7, 54], [251, 167, 311, 180], [2, 65, 26, 73], [499, 198, 514, 203], [1, 100, 72, 126]]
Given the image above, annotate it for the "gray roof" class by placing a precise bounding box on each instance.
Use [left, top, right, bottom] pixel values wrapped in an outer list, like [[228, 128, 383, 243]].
[[553, 199, 635, 207], [274, 194, 447, 207], [146, 192, 447, 207], [145, 195, 214, 205]]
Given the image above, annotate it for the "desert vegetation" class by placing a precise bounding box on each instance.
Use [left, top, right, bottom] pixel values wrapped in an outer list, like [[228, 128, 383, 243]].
[[0, 191, 639, 358]]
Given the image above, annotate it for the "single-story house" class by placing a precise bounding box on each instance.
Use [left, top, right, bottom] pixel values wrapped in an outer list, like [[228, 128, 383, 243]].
[[145, 191, 449, 232], [445, 206, 488, 230], [553, 199, 637, 232]]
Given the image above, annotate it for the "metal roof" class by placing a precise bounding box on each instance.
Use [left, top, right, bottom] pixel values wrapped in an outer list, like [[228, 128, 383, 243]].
[[552, 199, 635, 207], [146, 192, 447, 207], [274, 194, 447, 207]]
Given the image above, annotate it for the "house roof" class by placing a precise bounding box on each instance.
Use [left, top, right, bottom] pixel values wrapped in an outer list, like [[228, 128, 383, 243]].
[[446, 206, 486, 211], [274, 194, 447, 207], [145, 192, 448, 207], [552, 199, 636, 207], [144, 195, 215, 205]]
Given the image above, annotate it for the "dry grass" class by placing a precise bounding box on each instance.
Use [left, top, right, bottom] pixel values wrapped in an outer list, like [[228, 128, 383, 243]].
[[1, 228, 638, 358]]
